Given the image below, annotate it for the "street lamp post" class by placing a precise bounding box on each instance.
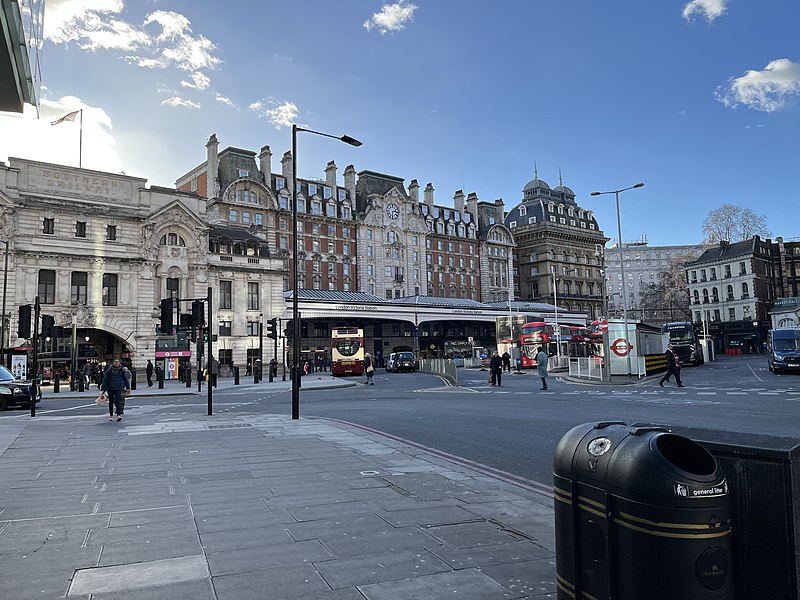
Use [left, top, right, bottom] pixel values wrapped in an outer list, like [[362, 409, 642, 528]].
[[595, 245, 611, 382], [0, 240, 8, 367], [291, 124, 362, 420], [258, 313, 263, 383], [591, 182, 644, 376], [551, 268, 577, 360]]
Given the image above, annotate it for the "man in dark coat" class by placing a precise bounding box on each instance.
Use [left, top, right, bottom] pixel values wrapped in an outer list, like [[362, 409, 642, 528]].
[[659, 343, 685, 387], [501, 351, 512, 372], [489, 351, 503, 386], [101, 358, 130, 422]]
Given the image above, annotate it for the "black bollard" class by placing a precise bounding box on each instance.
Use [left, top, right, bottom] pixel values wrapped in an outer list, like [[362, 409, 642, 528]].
[[254, 368, 259, 384], [78, 374, 85, 392], [130, 369, 137, 390], [54, 374, 60, 394], [212, 373, 217, 388], [158, 368, 164, 389], [268, 366, 274, 383], [234, 366, 240, 385], [282, 364, 286, 381], [186, 367, 192, 388]]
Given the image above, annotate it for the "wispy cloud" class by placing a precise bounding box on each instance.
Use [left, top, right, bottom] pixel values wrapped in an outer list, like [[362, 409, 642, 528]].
[[249, 99, 298, 130], [682, 0, 728, 24], [44, 1, 221, 85], [161, 96, 201, 109], [180, 71, 211, 90], [363, 1, 417, 34], [215, 93, 236, 108], [716, 59, 800, 112]]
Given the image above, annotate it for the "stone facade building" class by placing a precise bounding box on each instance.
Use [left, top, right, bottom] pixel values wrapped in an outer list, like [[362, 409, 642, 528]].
[[177, 135, 514, 305], [0, 157, 284, 375], [504, 172, 608, 319], [685, 237, 773, 352], [603, 239, 706, 321]]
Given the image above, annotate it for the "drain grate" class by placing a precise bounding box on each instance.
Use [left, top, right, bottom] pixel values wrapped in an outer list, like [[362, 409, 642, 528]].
[[205, 423, 254, 429]]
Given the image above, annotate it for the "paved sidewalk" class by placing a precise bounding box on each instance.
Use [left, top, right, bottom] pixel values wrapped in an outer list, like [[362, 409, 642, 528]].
[[0, 408, 557, 599], [39, 372, 356, 402]]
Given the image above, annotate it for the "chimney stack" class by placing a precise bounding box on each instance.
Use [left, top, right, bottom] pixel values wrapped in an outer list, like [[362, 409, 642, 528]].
[[453, 189, 465, 215], [205, 133, 219, 198], [258, 145, 272, 183], [325, 160, 337, 188], [467, 192, 478, 219], [344, 164, 356, 203], [409, 179, 419, 203], [424, 183, 434, 209], [281, 151, 293, 188]]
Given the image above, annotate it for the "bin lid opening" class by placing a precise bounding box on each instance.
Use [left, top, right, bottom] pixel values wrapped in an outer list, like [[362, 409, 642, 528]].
[[655, 434, 717, 477]]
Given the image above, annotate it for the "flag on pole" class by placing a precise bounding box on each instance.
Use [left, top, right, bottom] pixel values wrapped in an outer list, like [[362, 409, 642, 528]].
[[50, 110, 80, 126]]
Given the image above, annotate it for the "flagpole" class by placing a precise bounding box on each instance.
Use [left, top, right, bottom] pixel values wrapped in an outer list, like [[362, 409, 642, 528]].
[[79, 109, 83, 169]]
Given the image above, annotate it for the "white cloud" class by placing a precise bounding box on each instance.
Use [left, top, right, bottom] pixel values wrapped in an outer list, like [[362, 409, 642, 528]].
[[682, 0, 728, 23], [248, 100, 298, 129], [0, 96, 124, 173], [44, 1, 221, 75], [141, 10, 221, 72], [161, 96, 201, 109], [180, 71, 211, 90], [716, 59, 800, 112], [215, 94, 236, 108], [363, 1, 417, 34]]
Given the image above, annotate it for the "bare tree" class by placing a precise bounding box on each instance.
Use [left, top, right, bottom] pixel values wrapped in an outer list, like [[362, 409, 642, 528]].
[[637, 253, 696, 323], [702, 204, 771, 243]]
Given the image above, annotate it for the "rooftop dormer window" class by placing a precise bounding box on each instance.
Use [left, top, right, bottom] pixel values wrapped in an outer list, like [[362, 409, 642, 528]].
[[519, 206, 527, 216]]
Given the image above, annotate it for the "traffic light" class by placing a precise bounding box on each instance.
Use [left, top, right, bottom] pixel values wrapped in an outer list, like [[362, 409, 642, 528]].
[[159, 298, 174, 333], [41, 315, 55, 337], [266, 318, 277, 340], [18, 305, 31, 338], [53, 326, 64, 339], [192, 300, 205, 327]]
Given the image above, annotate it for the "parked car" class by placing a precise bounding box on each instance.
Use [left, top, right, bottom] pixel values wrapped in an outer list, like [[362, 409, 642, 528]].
[[394, 352, 418, 373], [0, 365, 41, 411], [385, 353, 396, 372]]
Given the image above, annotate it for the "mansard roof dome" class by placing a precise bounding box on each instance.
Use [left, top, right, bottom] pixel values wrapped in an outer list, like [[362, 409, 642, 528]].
[[553, 184, 575, 196], [522, 177, 551, 192]]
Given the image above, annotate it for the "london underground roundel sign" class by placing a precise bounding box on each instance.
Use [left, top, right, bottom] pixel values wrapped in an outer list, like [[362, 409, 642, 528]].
[[611, 338, 631, 357]]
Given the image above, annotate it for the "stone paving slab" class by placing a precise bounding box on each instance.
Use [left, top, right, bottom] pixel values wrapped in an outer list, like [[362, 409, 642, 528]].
[[357, 567, 511, 600], [0, 413, 557, 599]]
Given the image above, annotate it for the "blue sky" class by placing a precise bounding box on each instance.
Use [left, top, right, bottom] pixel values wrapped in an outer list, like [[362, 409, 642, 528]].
[[2, 0, 798, 246]]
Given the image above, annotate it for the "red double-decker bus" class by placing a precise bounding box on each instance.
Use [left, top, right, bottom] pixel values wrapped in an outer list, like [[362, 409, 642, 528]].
[[519, 322, 554, 367]]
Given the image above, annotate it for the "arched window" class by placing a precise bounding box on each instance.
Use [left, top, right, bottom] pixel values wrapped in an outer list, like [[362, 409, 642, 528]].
[[712, 288, 719, 302], [702, 288, 710, 303], [387, 231, 396, 243], [160, 233, 186, 246], [726, 284, 733, 300], [693, 290, 700, 304], [519, 206, 527, 216], [742, 282, 749, 297]]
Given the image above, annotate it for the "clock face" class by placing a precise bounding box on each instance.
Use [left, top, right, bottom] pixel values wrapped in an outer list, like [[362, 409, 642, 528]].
[[386, 203, 399, 220]]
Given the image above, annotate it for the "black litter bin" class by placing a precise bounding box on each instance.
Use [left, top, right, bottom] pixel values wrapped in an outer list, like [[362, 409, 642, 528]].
[[554, 421, 732, 600]]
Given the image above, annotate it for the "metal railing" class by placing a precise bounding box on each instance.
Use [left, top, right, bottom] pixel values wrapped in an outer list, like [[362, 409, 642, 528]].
[[568, 357, 605, 380], [419, 358, 458, 385]]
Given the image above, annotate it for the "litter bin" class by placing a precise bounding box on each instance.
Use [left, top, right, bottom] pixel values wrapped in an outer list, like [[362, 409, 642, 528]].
[[554, 421, 732, 599]]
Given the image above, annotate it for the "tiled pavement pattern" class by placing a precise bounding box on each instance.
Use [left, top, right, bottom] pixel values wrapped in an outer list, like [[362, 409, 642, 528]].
[[0, 414, 556, 599]]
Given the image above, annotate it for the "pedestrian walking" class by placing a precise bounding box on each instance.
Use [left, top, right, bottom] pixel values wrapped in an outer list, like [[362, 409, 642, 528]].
[[146, 359, 154, 387], [364, 352, 375, 385], [659, 343, 685, 387], [536, 346, 549, 390], [501, 351, 511, 372], [489, 351, 503, 386], [101, 358, 130, 422]]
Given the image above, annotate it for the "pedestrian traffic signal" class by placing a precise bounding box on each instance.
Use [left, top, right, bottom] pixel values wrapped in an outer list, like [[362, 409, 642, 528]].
[[18, 304, 32, 338], [159, 298, 174, 333], [192, 300, 204, 327], [266, 317, 277, 340], [41, 315, 55, 337]]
